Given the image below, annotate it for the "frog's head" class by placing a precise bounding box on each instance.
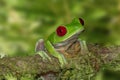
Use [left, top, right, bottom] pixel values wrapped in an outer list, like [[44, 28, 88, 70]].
[[48, 18, 84, 46]]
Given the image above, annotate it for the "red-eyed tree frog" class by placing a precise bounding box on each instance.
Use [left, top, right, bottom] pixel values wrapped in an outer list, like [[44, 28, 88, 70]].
[[35, 18, 88, 67]]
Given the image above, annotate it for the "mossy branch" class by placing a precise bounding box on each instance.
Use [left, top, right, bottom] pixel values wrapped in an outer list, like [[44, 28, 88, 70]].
[[0, 43, 120, 79]]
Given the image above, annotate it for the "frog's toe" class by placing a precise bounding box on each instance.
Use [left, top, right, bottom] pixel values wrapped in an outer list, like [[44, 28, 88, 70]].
[[42, 51, 51, 61], [37, 51, 51, 61], [79, 40, 89, 54], [58, 54, 67, 67]]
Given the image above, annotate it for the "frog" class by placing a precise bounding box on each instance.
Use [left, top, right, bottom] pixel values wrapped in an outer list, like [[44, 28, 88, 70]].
[[35, 18, 88, 67]]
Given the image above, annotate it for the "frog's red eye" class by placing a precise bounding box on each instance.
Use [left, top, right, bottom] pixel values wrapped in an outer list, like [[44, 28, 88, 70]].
[[56, 26, 67, 36], [79, 18, 84, 26]]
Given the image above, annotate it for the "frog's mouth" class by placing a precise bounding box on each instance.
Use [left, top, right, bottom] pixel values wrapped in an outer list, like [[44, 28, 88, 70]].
[[54, 30, 83, 48]]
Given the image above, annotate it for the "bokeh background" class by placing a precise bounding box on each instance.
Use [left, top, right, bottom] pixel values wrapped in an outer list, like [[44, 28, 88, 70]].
[[0, 0, 120, 56]]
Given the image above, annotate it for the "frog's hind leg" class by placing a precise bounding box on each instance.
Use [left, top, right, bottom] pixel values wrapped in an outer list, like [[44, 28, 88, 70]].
[[35, 39, 45, 52], [35, 39, 51, 61]]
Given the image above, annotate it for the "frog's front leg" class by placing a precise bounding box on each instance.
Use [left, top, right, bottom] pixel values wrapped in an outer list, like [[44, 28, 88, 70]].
[[79, 39, 89, 54], [35, 39, 51, 61], [45, 40, 67, 67]]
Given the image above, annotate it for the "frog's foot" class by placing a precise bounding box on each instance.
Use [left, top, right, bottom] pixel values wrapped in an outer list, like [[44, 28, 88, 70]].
[[35, 39, 51, 61], [52, 48, 67, 67], [57, 53, 67, 67], [79, 40, 89, 54], [37, 51, 51, 61]]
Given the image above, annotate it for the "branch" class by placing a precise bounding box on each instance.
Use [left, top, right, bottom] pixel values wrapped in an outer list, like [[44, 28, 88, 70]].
[[0, 42, 120, 79]]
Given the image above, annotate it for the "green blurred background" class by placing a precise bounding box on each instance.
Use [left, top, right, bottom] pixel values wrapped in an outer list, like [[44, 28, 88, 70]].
[[0, 0, 120, 56]]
